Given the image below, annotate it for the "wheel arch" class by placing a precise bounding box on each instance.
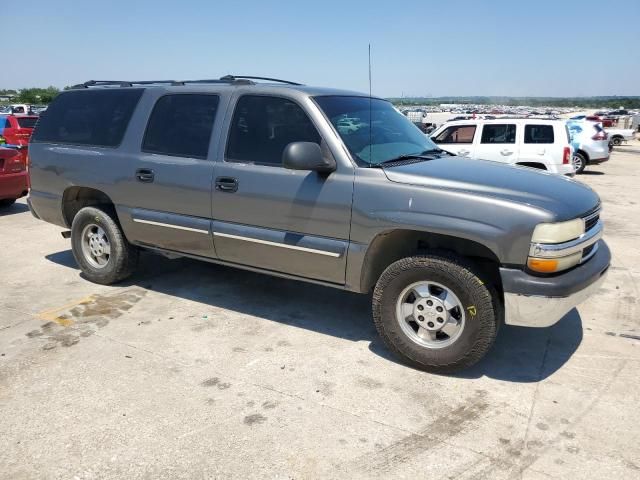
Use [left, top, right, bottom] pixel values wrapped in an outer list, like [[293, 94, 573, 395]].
[[61, 186, 117, 227], [576, 149, 589, 161], [359, 229, 503, 294]]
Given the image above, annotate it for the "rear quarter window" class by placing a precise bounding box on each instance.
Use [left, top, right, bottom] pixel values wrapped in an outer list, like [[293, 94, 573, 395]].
[[31, 89, 143, 147], [524, 124, 554, 144]]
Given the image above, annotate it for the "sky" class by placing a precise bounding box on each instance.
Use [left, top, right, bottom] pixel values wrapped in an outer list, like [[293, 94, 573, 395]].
[[2, 0, 639, 97]]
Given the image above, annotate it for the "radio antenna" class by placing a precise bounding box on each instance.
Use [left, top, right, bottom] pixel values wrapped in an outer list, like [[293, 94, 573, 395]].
[[368, 43, 373, 166]]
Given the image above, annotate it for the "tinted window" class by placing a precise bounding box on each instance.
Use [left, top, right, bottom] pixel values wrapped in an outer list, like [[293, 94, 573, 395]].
[[481, 124, 516, 144], [142, 94, 219, 159], [433, 125, 476, 144], [524, 124, 554, 144], [16, 117, 38, 129], [226, 95, 320, 165], [32, 89, 143, 146]]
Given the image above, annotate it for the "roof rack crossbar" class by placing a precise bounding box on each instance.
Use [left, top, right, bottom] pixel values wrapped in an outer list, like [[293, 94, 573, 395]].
[[72, 76, 302, 89], [220, 75, 303, 85]]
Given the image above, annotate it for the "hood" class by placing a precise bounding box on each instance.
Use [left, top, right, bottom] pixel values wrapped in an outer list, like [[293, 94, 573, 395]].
[[383, 157, 599, 221]]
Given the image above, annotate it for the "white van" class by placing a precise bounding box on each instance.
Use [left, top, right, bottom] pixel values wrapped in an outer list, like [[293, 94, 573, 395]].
[[430, 118, 574, 176]]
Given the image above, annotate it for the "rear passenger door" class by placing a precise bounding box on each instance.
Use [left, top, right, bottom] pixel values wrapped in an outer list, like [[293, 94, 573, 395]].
[[210, 94, 354, 284], [117, 93, 221, 258], [519, 124, 556, 168], [431, 124, 477, 157], [474, 123, 518, 164]]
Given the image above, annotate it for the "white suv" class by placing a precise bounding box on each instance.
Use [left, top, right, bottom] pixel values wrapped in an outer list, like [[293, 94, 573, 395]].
[[430, 119, 574, 176]]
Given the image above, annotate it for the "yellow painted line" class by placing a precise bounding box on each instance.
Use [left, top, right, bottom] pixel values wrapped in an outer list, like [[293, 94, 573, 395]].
[[37, 295, 97, 327]]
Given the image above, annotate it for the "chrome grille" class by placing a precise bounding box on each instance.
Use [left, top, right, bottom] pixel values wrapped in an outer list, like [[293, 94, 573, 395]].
[[583, 209, 600, 232]]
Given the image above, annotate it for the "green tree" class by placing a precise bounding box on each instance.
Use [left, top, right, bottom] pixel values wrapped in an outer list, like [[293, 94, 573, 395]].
[[16, 86, 60, 104]]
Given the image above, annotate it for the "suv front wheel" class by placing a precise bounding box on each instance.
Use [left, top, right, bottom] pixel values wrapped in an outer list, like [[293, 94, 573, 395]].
[[71, 206, 138, 285], [372, 254, 499, 373]]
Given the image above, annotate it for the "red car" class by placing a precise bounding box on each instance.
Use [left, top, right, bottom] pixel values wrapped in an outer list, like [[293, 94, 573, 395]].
[[0, 114, 39, 146], [0, 147, 29, 207]]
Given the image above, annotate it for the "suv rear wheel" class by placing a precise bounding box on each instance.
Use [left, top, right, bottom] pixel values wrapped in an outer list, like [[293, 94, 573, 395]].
[[71, 206, 138, 284], [572, 152, 586, 174], [372, 254, 499, 373]]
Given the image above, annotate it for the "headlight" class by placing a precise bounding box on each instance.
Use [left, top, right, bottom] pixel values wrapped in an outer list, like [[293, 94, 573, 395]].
[[531, 218, 584, 244], [528, 218, 587, 273]]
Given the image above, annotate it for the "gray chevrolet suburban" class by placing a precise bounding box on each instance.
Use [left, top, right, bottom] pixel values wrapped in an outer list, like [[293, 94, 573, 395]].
[[27, 76, 610, 372]]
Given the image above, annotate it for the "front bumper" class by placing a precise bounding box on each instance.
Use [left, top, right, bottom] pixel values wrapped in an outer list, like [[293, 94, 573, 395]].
[[500, 240, 610, 327]]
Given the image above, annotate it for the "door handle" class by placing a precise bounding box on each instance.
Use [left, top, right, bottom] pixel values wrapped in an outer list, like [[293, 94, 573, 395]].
[[500, 149, 513, 156], [215, 176, 238, 193], [458, 149, 470, 156], [135, 168, 155, 182]]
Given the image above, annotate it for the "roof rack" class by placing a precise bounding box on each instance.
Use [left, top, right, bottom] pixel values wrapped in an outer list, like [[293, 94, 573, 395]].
[[219, 75, 302, 86], [72, 75, 302, 89]]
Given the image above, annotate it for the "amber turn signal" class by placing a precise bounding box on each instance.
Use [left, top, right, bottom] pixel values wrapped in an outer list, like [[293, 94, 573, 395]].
[[527, 258, 559, 273]]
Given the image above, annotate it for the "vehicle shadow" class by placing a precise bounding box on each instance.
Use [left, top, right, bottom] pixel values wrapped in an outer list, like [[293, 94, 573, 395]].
[[580, 171, 605, 176], [45, 250, 582, 382], [0, 202, 30, 217], [448, 310, 583, 382]]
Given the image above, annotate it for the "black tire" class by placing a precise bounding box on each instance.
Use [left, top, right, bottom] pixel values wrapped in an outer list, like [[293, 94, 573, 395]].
[[0, 199, 16, 207], [70, 206, 138, 285], [372, 254, 499, 373], [572, 152, 586, 174], [611, 136, 623, 146]]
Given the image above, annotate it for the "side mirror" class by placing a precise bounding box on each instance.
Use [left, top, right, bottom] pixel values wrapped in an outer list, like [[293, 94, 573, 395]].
[[282, 142, 336, 173]]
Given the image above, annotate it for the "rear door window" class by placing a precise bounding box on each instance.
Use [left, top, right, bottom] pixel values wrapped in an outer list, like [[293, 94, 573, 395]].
[[226, 95, 320, 165], [142, 94, 219, 159], [16, 117, 38, 129], [524, 124, 554, 144], [481, 124, 516, 144], [31, 89, 143, 147], [433, 125, 476, 144]]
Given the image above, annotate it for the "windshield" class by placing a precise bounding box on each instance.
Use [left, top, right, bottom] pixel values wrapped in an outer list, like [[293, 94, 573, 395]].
[[314, 96, 438, 166]]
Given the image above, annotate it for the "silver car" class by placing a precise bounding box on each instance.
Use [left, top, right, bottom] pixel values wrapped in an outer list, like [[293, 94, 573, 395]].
[[567, 120, 610, 174]]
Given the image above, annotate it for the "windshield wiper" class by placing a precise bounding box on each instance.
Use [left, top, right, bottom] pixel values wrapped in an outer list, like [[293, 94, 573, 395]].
[[375, 154, 436, 166], [419, 148, 454, 156], [375, 151, 444, 167]]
